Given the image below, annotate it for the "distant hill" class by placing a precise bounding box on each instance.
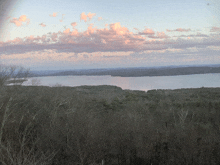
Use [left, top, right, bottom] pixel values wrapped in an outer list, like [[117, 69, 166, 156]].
[[29, 65, 220, 77]]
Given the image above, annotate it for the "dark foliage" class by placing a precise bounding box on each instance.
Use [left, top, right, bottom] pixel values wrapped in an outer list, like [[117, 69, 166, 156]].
[[1, 84, 220, 164]]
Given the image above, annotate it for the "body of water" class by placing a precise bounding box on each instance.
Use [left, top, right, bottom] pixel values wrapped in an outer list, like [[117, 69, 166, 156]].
[[22, 73, 220, 91]]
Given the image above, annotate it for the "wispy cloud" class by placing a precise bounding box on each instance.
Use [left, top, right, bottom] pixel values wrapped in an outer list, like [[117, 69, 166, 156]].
[[71, 22, 77, 29], [139, 28, 155, 35], [59, 14, 65, 22], [155, 32, 170, 39], [176, 32, 209, 38], [98, 17, 103, 21], [139, 29, 169, 39], [166, 28, 191, 32], [10, 15, 30, 27], [210, 26, 220, 32], [39, 23, 46, 27]]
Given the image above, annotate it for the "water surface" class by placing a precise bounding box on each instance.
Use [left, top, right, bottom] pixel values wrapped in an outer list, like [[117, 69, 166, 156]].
[[23, 73, 220, 91]]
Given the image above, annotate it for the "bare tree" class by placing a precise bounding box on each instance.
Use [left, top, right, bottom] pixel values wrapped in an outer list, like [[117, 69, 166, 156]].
[[0, 97, 56, 165], [31, 78, 41, 86], [0, 65, 57, 164], [0, 65, 29, 87]]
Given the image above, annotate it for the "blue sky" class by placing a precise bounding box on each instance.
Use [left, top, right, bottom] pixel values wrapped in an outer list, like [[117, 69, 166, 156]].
[[3, 0, 217, 39], [0, 0, 220, 70]]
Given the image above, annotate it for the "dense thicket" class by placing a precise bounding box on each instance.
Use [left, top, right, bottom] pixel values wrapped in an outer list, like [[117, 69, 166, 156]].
[[1, 84, 220, 165]]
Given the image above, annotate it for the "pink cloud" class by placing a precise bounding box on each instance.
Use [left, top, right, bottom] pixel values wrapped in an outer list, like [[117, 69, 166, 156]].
[[210, 26, 220, 32], [50, 33, 58, 42], [71, 22, 77, 29], [87, 12, 96, 20], [1, 22, 147, 53], [139, 28, 155, 35], [10, 18, 22, 26], [145, 31, 170, 39], [49, 12, 58, 17], [39, 23, 46, 27], [10, 15, 30, 27], [80, 12, 96, 22], [70, 29, 79, 36], [176, 28, 191, 32], [63, 28, 70, 34], [166, 28, 191, 32], [139, 28, 169, 39], [157, 32, 170, 39], [85, 24, 97, 35], [80, 12, 87, 22], [98, 17, 103, 21], [109, 22, 129, 35], [2, 22, 220, 57], [9, 37, 23, 44]]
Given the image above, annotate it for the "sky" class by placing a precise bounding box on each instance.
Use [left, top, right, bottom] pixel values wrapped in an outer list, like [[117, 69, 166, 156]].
[[0, 0, 220, 70]]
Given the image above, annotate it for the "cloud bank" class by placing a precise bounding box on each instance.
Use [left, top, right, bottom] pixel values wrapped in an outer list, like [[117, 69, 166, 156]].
[[1, 24, 220, 56]]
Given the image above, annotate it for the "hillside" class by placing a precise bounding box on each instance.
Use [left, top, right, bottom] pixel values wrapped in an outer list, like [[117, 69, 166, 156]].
[[1, 85, 220, 164]]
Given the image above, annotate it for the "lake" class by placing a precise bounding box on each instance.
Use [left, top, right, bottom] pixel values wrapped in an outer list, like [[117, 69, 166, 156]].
[[22, 73, 220, 91]]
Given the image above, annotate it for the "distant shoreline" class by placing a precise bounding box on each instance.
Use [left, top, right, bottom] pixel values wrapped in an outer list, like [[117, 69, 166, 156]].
[[28, 65, 220, 77]]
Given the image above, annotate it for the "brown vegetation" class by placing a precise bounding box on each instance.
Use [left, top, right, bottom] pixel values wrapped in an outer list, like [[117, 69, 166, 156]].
[[1, 66, 220, 164]]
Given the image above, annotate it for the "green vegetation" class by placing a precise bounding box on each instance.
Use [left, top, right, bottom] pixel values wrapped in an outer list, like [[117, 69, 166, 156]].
[[1, 66, 220, 164]]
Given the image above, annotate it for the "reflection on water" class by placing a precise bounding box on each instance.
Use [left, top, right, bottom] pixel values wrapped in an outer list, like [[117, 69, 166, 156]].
[[22, 73, 220, 91]]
